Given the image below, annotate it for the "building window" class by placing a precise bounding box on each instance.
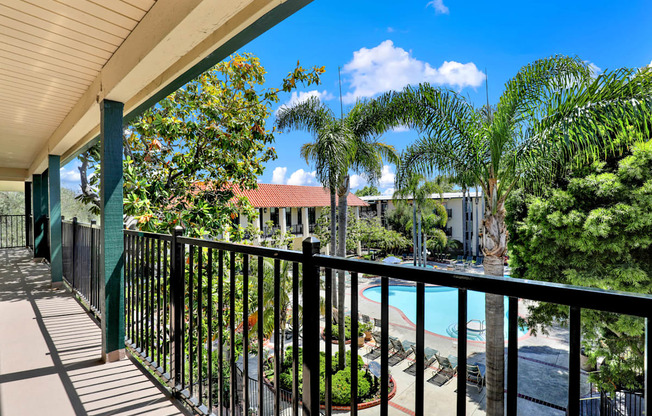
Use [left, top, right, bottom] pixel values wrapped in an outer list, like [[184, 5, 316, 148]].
[[286, 207, 292, 226], [447, 208, 453, 218], [308, 207, 316, 224], [270, 208, 279, 226]]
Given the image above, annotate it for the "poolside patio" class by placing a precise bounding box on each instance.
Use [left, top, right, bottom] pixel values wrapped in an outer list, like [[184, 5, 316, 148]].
[[0, 248, 186, 415]]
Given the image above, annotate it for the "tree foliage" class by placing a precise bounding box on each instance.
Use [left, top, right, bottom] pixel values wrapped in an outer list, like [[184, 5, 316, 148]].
[[506, 129, 652, 392], [354, 185, 379, 196], [79, 54, 323, 237]]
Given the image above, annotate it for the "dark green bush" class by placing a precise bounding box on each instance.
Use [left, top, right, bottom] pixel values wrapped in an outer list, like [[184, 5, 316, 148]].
[[329, 316, 364, 340]]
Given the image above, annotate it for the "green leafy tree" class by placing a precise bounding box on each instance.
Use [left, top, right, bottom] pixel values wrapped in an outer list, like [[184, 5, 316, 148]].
[[380, 56, 652, 415], [78, 53, 323, 237], [358, 217, 410, 255], [506, 130, 652, 392], [275, 97, 399, 368], [354, 185, 379, 196]]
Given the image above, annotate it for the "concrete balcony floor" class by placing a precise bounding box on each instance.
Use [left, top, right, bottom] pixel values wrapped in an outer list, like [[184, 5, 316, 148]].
[[0, 248, 186, 416]]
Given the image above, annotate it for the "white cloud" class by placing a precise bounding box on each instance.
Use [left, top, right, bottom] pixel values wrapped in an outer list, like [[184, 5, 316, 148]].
[[387, 27, 395, 33], [391, 125, 410, 133], [287, 169, 317, 186], [426, 0, 449, 14], [586, 61, 601, 77], [60, 167, 80, 183], [382, 187, 395, 196], [271, 167, 317, 186], [271, 167, 287, 184], [342, 40, 485, 103], [648, 60, 651, 67], [277, 90, 334, 115], [379, 165, 395, 188], [350, 174, 367, 189]]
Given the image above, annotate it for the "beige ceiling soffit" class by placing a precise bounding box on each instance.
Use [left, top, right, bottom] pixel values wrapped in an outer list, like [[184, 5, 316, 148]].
[[0, 180, 25, 192], [123, 0, 279, 115], [37, 0, 207, 170], [0, 168, 29, 181], [53, 0, 281, 167]]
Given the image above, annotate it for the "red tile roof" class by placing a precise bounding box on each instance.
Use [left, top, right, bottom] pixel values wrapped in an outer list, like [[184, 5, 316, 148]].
[[232, 184, 368, 208]]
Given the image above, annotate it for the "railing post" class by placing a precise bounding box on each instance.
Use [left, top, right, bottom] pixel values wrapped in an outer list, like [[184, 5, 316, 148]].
[[170, 226, 185, 391], [302, 237, 320, 416], [24, 181, 31, 248], [71, 217, 77, 288]]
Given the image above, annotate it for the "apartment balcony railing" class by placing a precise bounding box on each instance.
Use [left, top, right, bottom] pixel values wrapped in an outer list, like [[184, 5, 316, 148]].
[[0, 214, 26, 249], [261, 225, 280, 238], [288, 224, 303, 235], [308, 223, 315, 233], [53, 223, 651, 416]]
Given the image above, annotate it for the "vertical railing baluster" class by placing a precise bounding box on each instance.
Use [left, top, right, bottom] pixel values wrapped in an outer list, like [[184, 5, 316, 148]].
[[218, 250, 224, 415], [257, 256, 264, 416], [301, 238, 320, 416], [416, 282, 425, 415], [139, 235, 144, 351], [324, 268, 332, 416], [189, 245, 195, 397], [91, 221, 96, 314], [71, 217, 77, 289], [243, 254, 249, 415], [507, 296, 519, 415], [645, 317, 650, 416], [381, 276, 389, 416], [197, 247, 203, 404], [230, 251, 236, 415], [292, 261, 299, 416], [274, 258, 281, 416], [125, 233, 130, 342], [157, 238, 162, 369], [568, 306, 581, 415], [457, 289, 468, 416], [351, 271, 359, 416], [170, 226, 184, 391], [149, 237, 155, 362], [163, 240, 169, 376], [207, 248, 214, 411]]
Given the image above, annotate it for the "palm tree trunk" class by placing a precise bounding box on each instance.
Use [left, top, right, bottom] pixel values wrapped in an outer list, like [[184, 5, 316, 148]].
[[412, 203, 417, 266], [336, 177, 350, 370], [482, 201, 507, 416]]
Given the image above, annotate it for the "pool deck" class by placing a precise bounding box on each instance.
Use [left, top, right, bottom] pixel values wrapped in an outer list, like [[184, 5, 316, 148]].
[[328, 272, 592, 416]]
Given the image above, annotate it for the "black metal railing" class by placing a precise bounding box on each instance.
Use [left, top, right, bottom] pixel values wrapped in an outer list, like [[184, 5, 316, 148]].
[[0, 214, 26, 249], [580, 390, 644, 415], [120, 229, 650, 416], [308, 224, 315, 233], [62, 218, 101, 316], [124, 227, 304, 416], [261, 226, 280, 238], [288, 224, 303, 235]]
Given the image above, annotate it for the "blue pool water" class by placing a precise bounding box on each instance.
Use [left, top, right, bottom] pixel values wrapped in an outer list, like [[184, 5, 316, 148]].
[[363, 285, 528, 341]]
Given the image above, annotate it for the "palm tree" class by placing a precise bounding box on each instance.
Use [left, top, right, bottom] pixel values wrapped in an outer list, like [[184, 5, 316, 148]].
[[382, 56, 652, 416], [392, 173, 446, 267], [276, 97, 398, 369]]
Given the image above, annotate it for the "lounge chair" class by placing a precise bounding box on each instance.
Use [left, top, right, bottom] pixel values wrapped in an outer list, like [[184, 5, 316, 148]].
[[365, 332, 396, 360], [429, 354, 459, 386], [360, 314, 371, 324], [372, 318, 383, 336], [466, 363, 486, 392], [388, 338, 414, 366], [404, 347, 439, 375], [473, 256, 484, 267]]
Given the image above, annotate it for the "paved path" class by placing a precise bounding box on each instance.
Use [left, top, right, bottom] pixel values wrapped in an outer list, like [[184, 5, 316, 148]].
[[0, 248, 187, 416]]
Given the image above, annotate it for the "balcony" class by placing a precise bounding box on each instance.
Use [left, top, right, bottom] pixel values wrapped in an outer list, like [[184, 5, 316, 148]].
[[1, 216, 650, 415]]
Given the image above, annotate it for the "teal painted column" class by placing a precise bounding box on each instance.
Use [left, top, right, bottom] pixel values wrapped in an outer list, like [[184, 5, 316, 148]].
[[100, 99, 125, 362], [32, 173, 48, 259], [42, 170, 50, 262], [24, 181, 31, 248], [48, 155, 63, 285]]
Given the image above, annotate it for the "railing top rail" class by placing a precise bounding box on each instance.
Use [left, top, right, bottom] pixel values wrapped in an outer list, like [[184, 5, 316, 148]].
[[314, 255, 652, 318], [62, 219, 98, 228], [124, 229, 172, 242], [0, 214, 26, 217], [177, 235, 303, 262]]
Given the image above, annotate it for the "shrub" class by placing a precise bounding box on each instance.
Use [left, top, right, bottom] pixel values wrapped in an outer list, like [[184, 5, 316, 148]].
[[331, 367, 372, 405]]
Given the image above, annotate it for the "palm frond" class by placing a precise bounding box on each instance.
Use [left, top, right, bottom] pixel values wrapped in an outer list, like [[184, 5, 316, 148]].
[[275, 96, 335, 135]]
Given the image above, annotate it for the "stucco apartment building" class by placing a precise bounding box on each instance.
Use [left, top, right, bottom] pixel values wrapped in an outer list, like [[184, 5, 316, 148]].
[[360, 191, 484, 257], [232, 184, 368, 252]]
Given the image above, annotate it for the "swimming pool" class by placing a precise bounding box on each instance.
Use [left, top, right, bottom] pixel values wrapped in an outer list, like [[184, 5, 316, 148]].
[[362, 285, 528, 341]]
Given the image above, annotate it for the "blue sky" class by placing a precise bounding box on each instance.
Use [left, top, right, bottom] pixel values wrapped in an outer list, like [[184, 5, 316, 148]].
[[60, 0, 652, 194]]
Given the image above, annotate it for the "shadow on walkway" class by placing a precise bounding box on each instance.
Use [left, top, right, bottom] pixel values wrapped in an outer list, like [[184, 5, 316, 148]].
[[0, 248, 188, 415]]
